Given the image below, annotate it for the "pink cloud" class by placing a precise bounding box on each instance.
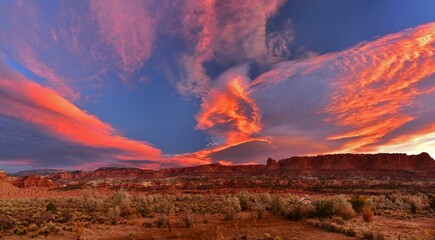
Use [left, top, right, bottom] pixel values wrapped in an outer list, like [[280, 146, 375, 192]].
[[177, 0, 289, 96], [0, 63, 161, 161], [89, 0, 156, 76]]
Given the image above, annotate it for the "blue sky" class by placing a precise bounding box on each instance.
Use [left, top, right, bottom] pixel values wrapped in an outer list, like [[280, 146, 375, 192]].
[[0, 0, 434, 172]]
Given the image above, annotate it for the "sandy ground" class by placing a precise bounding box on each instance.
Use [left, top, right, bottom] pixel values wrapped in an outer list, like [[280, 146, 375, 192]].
[[0, 181, 91, 199]]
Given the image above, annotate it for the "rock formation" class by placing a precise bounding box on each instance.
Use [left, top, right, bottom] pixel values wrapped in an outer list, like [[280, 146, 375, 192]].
[[34, 152, 434, 192], [11, 175, 56, 189]]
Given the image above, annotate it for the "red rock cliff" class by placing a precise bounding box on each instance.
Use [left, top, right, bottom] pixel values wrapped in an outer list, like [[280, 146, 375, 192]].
[[12, 175, 56, 188]]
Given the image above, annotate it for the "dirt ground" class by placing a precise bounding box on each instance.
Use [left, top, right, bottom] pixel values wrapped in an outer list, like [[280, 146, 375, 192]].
[[2, 212, 434, 240], [2, 212, 356, 240]]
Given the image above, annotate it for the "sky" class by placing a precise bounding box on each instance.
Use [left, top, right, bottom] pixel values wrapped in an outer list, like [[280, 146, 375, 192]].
[[0, 0, 434, 172]]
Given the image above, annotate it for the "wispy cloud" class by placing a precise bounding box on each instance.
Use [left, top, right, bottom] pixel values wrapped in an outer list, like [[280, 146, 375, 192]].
[[89, 0, 157, 77], [177, 0, 290, 97]]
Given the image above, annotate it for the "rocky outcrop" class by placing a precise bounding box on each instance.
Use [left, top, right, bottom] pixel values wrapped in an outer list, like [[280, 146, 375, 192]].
[[48, 170, 88, 181], [14, 152, 435, 191], [266, 157, 279, 170], [0, 170, 7, 181], [90, 167, 154, 178], [12, 169, 65, 177], [277, 152, 434, 171], [12, 175, 56, 188]]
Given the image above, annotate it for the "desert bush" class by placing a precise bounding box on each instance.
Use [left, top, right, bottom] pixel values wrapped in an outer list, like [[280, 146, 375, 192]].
[[410, 202, 418, 214], [285, 204, 314, 221], [73, 222, 85, 240], [270, 195, 284, 216], [349, 195, 367, 213], [237, 191, 256, 211], [107, 206, 121, 225], [180, 210, 194, 228], [305, 219, 355, 236], [376, 231, 386, 240], [253, 196, 266, 220], [34, 212, 54, 226], [27, 223, 38, 232], [111, 189, 134, 217], [81, 189, 103, 211], [46, 202, 57, 212], [13, 226, 27, 235], [134, 195, 154, 217], [0, 216, 14, 231], [221, 196, 241, 221], [362, 206, 374, 222], [362, 229, 375, 240], [313, 198, 334, 218], [258, 193, 272, 209], [429, 195, 435, 211], [157, 197, 174, 216], [313, 195, 355, 219], [156, 214, 169, 228], [37, 221, 58, 236], [345, 228, 356, 237], [340, 204, 356, 220]]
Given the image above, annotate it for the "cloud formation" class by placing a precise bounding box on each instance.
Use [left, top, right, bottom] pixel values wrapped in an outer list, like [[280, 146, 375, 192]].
[[177, 0, 290, 96], [190, 22, 435, 164], [89, 0, 156, 76], [0, 1, 434, 170], [0, 62, 161, 163]]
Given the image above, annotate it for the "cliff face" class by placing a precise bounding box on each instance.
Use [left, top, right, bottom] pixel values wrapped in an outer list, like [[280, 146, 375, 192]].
[[47, 152, 434, 180], [12, 175, 56, 188], [29, 152, 435, 191], [277, 153, 434, 171]]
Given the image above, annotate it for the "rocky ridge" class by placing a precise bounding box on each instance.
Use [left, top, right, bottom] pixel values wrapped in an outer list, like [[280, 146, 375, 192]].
[[5, 152, 435, 192]]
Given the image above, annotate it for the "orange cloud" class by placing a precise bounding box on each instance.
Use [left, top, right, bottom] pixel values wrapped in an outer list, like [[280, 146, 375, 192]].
[[0, 64, 161, 160], [326, 22, 435, 151], [196, 75, 262, 145]]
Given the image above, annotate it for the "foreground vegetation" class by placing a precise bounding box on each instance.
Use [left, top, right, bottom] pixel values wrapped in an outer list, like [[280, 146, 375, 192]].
[[0, 190, 433, 239]]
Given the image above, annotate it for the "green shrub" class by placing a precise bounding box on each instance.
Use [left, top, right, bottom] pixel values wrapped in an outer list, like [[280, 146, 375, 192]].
[[46, 202, 57, 212], [313, 199, 334, 218]]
